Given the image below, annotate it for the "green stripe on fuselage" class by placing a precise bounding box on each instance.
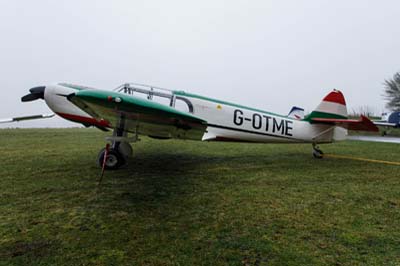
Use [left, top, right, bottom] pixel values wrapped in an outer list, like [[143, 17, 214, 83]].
[[73, 90, 207, 124], [173, 91, 296, 120], [303, 111, 348, 122]]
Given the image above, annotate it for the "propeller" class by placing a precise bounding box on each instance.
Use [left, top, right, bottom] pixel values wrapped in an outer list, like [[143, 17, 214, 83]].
[[21, 86, 46, 102]]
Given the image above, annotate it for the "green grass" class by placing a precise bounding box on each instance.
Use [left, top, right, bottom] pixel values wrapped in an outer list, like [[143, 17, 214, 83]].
[[1, 128, 400, 266]]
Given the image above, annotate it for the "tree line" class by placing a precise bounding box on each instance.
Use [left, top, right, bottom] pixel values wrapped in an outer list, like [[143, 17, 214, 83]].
[[384, 72, 400, 111]]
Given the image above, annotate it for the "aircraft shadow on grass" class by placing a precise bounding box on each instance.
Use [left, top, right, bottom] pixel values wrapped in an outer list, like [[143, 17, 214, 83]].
[[85, 149, 355, 206]]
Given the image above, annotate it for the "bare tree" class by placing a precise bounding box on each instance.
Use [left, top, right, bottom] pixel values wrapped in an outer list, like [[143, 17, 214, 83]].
[[350, 106, 378, 118], [384, 72, 400, 111]]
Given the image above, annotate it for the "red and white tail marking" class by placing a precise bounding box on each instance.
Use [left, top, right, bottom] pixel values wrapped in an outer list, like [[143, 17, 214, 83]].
[[314, 90, 348, 118], [309, 89, 379, 132], [323, 89, 346, 105]]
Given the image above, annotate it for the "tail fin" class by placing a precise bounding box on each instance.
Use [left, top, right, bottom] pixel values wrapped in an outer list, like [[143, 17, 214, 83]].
[[304, 89, 348, 121], [304, 89, 379, 132]]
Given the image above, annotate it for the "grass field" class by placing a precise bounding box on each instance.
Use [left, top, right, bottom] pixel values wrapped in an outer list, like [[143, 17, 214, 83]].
[[1, 128, 400, 266]]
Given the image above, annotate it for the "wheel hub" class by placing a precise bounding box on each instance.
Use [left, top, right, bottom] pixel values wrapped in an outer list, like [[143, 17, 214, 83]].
[[106, 154, 118, 167]]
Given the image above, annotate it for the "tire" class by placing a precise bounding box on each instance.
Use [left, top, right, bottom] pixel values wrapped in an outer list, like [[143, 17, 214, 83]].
[[312, 149, 324, 159], [97, 148, 125, 170], [118, 142, 133, 159]]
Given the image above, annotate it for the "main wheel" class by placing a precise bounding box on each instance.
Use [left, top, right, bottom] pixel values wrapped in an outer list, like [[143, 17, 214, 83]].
[[97, 148, 125, 170]]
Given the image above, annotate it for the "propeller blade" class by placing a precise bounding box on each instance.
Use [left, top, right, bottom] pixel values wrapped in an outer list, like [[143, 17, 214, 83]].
[[21, 93, 41, 102], [21, 86, 45, 102]]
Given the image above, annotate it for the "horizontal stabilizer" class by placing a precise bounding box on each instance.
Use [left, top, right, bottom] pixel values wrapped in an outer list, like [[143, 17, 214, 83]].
[[311, 115, 379, 132], [0, 114, 54, 124]]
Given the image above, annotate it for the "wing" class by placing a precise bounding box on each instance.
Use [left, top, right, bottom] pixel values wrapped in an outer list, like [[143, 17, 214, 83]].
[[310, 115, 379, 132], [67, 90, 207, 140], [0, 114, 54, 124], [347, 135, 400, 144]]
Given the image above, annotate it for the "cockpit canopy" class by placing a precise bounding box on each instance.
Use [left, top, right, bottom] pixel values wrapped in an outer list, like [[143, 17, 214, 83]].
[[114, 83, 194, 113]]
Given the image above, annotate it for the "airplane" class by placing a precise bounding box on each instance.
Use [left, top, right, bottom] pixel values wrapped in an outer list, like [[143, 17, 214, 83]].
[[2, 83, 380, 170], [374, 112, 400, 129], [287, 106, 305, 120]]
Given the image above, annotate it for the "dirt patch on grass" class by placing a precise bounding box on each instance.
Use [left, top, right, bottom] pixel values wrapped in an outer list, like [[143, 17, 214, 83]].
[[0, 240, 56, 258]]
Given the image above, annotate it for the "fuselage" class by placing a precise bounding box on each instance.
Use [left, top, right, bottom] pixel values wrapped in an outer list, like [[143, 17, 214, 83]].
[[42, 83, 346, 144], [173, 91, 344, 143]]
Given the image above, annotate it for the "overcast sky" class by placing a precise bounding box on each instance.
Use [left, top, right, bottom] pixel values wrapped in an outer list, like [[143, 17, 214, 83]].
[[1, 0, 399, 128]]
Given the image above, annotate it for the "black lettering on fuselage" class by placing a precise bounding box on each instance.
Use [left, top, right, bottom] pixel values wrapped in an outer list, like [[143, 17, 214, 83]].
[[252, 114, 262, 129], [263, 115, 271, 131], [233, 109, 294, 137], [272, 118, 284, 134], [234, 109, 243, 125], [285, 120, 293, 136]]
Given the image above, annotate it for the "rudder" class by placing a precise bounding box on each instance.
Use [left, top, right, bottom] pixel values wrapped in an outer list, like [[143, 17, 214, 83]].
[[304, 90, 348, 121]]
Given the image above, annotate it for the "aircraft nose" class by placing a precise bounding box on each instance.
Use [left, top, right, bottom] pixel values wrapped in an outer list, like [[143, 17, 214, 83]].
[[21, 86, 46, 102]]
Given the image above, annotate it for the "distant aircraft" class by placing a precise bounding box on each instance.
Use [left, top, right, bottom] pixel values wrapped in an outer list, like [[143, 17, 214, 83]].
[[2, 83, 380, 169], [368, 111, 400, 137], [287, 106, 305, 120], [374, 112, 400, 128]]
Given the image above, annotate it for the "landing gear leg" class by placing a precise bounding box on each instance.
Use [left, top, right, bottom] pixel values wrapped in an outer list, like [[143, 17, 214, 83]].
[[96, 115, 130, 171], [312, 143, 324, 159]]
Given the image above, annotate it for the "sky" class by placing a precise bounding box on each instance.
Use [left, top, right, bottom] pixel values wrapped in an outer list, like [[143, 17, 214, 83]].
[[0, 0, 399, 128]]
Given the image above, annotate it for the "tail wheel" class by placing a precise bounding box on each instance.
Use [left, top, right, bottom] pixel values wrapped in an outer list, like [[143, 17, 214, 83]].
[[97, 148, 125, 170], [312, 145, 324, 159]]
